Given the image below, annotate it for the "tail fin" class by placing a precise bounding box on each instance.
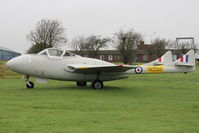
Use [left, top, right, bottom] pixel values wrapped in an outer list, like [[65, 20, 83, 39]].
[[144, 51, 172, 66], [175, 50, 195, 67]]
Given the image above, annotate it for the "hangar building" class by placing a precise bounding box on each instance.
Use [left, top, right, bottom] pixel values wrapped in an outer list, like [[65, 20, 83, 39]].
[[0, 46, 21, 60]]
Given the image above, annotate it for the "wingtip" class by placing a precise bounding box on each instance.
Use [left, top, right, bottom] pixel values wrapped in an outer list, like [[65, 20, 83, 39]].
[[118, 64, 124, 67]]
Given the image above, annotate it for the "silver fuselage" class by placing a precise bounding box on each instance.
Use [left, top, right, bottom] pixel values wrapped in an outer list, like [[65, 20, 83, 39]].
[[7, 54, 129, 82]]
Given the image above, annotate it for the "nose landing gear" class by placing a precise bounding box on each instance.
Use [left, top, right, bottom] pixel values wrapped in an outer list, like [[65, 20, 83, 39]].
[[24, 75, 34, 89], [26, 81, 34, 89]]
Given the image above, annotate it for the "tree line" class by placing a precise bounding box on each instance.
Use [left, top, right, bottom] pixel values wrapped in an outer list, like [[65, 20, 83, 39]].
[[26, 19, 194, 64]]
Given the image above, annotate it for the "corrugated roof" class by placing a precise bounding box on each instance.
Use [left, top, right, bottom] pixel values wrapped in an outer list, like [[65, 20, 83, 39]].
[[0, 46, 20, 54]]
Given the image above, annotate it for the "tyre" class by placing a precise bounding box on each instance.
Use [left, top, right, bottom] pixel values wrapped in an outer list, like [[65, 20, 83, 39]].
[[92, 80, 103, 89], [26, 81, 34, 89]]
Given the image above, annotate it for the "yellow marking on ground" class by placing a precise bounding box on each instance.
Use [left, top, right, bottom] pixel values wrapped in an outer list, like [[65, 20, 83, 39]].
[[147, 66, 164, 74]]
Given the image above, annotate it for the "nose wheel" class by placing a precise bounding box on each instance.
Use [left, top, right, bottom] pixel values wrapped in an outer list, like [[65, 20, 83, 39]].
[[92, 80, 103, 89], [24, 75, 34, 89], [26, 81, 34, 89]]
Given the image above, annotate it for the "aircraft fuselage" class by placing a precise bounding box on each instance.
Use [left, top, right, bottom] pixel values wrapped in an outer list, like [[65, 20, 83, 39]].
[[7, 54, 129, 82]]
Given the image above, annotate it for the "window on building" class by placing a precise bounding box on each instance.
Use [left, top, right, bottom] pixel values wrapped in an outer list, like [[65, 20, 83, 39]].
[[116, 55, 120, 61], [115, 55, 120, 61], [100, 55, 105, 60], [143, 55, 148, 61], [133, 45, 138, 50], [135, 56, 138, 62], [114, 55, 117, 60], [172, 54, 177, 61], [108, 55, 113, 61]]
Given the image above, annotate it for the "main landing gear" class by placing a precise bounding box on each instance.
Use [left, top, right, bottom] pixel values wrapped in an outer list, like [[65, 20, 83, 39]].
[[24, 75, 34, 89], [91, 73, 104, 89], [92, 80, 103, 89], [76, 81, 87, 87], [76, 80, 104, 89]]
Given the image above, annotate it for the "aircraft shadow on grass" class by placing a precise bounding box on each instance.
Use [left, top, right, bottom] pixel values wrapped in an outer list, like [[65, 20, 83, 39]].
[[34, 84, 125, 91]]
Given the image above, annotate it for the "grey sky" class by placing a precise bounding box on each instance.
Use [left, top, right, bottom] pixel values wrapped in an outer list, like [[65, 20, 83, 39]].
[[0, 0, 198, 53]]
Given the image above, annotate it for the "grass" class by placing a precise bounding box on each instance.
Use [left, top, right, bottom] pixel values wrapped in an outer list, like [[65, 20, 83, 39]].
[[0, 61, 199, 133], [0, 61, 21, 78]]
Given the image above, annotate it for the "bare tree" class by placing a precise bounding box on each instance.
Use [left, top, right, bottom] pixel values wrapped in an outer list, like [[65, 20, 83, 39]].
[[71, 36, 87, 51], [27, 43, 51, 54], [86, 35, 110, 58], [174, 42, 197, 54], [26, 19, 67, 53], [114, 29, 143, 64], [148, 37, 171, 59], [178, 42, 190, 54], [71, 35, 110, 58]]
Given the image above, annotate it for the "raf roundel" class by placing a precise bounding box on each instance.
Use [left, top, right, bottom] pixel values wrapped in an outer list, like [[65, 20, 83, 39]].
[[135, 66, 143, 74]]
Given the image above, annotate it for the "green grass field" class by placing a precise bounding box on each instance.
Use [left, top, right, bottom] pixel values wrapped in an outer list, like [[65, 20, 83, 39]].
[[0, 61, 199, 133]]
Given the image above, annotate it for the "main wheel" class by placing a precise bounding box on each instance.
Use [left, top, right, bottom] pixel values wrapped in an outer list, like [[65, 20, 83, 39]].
[[92, 80, 103, 89], [76, 81, 87, 86], [26, 81, 34, 89]]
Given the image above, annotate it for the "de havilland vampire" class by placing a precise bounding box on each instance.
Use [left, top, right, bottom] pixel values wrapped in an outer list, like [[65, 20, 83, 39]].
[[7, 48, 196, 89]]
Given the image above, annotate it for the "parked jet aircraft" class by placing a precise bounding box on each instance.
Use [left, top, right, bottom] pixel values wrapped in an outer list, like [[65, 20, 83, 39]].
[[6, 48, 195, 89]]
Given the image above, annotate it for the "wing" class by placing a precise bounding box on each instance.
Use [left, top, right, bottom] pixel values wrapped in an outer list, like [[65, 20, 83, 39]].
[[64, 64, 136, 74]]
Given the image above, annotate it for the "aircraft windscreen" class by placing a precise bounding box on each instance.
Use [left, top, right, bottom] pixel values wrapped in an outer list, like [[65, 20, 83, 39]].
[[48, 49, 63, 57], [63, 52, 70, 56], [63, 51, 77, 57], [40, 51, 47, 55], [38, 50, 48, 55]]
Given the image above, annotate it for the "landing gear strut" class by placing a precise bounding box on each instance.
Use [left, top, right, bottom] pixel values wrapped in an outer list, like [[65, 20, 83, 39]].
[[76, 81, 87, 87], [24, 75, 34, 89], [92, 80, 103, 89]]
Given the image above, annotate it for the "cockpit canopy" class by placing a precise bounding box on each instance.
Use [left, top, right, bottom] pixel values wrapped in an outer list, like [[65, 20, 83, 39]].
[[38, 48, 78, 57]]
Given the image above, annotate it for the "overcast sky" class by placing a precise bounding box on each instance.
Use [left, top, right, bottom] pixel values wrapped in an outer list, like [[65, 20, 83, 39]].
[[0, 0, 198, 53]]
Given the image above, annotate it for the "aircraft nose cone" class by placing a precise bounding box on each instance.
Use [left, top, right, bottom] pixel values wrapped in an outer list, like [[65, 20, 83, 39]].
[[6, 55, 32, 73], [7, 58, 16, 70]]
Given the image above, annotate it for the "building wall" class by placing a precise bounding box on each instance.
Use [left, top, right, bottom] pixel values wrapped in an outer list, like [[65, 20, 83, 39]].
[[82, 53, 153, 63], [71, 42, 154, 63], [94, 54, 122, 62], [0, 50, 21, 60], [75, 50, 195, 63]]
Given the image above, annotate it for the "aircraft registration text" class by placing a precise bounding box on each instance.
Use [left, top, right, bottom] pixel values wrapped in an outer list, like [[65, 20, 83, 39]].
[[147, 66, 164, 73]]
